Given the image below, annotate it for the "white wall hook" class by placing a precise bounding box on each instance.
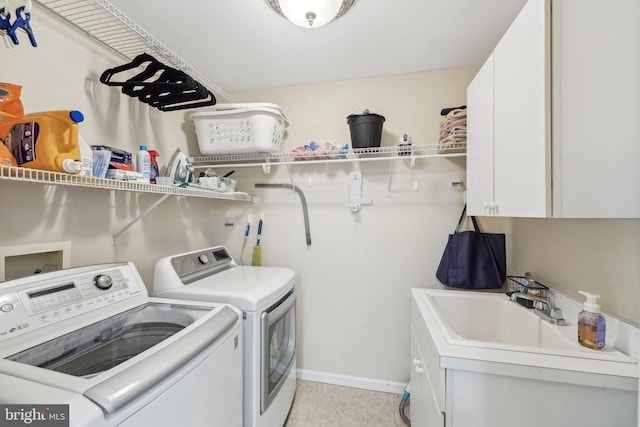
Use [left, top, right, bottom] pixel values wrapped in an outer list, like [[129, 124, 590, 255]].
[[349, 171, 372, 212], [398, 133, 415, 167], [262, 162, 271, 174], [451, 177, 465, 191]]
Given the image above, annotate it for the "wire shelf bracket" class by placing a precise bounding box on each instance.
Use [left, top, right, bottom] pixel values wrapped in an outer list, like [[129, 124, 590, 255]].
[[0, 165, 254, 243], [35, 0, 232, 102]]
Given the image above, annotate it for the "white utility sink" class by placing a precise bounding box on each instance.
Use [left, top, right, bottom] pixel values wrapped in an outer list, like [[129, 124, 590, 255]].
[[410, 288, 639, 427], [418, 289, 635, 363]]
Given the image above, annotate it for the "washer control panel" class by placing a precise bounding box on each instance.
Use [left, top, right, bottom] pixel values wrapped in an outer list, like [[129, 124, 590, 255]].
[[0, 263, 145, 342], [21, 269, 128, 315]]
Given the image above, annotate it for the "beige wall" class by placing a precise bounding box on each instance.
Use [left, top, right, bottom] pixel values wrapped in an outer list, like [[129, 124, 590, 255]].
[[215, 69, 476, 384], [506, 218, 640, 325]]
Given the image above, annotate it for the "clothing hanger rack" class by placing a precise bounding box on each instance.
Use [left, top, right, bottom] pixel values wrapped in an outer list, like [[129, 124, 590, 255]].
[[99, 53, 218, 111], [35, 0, 232, 103]]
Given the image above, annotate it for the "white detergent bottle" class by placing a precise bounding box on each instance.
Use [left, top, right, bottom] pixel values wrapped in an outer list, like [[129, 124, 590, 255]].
[[78, 135, 93, 177], [136, 145, 151, 183], [577, 291, 606, 349]]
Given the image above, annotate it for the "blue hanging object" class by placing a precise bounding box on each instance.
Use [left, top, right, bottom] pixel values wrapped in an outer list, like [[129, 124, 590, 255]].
[[7, 6, 37, 47], [0, 7, 11, 35]]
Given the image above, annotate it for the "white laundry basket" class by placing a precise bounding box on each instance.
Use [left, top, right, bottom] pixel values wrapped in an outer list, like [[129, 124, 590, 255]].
[[191, 103, 288, 155]]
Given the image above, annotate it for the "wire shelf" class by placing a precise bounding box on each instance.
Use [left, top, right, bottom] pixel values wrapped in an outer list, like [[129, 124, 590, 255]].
[[190, 142, 467, 168], [506, 275, 549, 298], [35, 0, 232, 102], [0, 165, 253, 202]]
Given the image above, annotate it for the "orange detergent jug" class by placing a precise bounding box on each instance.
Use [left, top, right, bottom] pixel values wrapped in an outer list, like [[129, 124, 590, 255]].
[[0, 82, 22, 166], [0, 82, 24, 143], [8, 110, 84, 173], [0, 142, 16, 166]]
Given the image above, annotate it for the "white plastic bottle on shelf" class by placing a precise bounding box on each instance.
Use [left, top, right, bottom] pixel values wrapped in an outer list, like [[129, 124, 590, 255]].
[[136, 145, 151, 183], [78, 135, 93, 177]]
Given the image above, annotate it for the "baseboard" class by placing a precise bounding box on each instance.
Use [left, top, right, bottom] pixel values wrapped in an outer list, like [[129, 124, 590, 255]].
[[295, 368, 407, 395]]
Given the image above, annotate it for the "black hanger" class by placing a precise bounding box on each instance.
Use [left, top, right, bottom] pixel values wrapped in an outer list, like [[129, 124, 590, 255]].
[[159, 89, 217, 111], [125, 67, 194, 100], [100, 53, 159, 86], [127, 67, 212, 109], [148, 84, 210, 107], [100, 53, 217, 111], [101, 54, 187, 90], [126, 65, 216, 110]]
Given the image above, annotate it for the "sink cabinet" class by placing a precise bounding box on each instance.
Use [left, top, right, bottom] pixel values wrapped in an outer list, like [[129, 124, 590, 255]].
[[409, 291, 638, 427], [466, 0, 640, 218], [410, 320, 445, 427]]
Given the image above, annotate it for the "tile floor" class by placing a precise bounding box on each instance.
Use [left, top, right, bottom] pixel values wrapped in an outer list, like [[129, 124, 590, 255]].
[[284, 380, 409, 427]]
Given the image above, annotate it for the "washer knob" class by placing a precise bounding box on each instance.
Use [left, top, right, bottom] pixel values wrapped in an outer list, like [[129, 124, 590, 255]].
[[93, 274, 113, 290], [197, 254, 210, 265]]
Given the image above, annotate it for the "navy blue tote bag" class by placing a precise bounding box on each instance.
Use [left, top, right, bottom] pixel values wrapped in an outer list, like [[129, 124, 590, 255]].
[[436, 205, 506, 289]]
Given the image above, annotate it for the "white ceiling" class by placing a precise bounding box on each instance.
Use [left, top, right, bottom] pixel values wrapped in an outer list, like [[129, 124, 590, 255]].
[[107, 0, 527, 94]]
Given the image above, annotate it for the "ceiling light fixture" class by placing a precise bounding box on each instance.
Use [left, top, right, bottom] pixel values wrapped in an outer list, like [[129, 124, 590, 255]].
[[265, 0, 356, 29]]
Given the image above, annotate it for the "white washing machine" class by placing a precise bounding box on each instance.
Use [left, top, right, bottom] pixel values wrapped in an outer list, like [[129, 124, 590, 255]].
[[0, 262, 243, 427], [153, 246, 296, 427]]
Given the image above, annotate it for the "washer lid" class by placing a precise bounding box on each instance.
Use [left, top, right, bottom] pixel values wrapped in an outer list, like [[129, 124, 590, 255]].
[[7, 302, 209, 377], [0, 302, 239, 415], [153, 265, 295, 311]]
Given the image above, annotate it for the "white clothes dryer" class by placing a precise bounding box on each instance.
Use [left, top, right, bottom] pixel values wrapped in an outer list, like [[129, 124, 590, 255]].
[[153, 246, 296, 427], [0, 262, 243, 427]]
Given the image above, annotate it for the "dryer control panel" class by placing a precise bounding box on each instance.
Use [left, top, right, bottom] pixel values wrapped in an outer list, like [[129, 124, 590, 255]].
[[0, 263, 145, 342], [169, 246, 236, 285]]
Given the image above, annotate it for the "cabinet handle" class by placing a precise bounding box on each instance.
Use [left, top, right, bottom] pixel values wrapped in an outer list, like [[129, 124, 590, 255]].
[[415, 366, 424, 374], [483, 201, 498, 214], [413, 358, 422, 366]]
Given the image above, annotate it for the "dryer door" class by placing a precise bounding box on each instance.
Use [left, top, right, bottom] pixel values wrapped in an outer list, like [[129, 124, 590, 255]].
[[260, 289, 296, 413]]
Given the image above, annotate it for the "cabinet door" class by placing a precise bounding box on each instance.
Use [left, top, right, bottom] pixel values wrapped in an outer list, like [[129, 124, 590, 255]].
[[493, 0, 551, 217], [410, 327, 445, 427], [410, 328, 427, 426], [551, 0, 640, 218], [467, 53, 495, 216]]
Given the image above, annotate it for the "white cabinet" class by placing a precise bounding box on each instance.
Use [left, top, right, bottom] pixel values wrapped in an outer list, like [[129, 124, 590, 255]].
[[492, 0, 550, 218], [466, 54, 495, 216], [410, 306, 445, 427], [467, 0, 640, 218], [550, 0, 640, 217], [410, 328, 444, 427]]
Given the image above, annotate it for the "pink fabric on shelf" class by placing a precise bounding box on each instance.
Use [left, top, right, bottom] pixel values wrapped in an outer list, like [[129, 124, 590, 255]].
[[445, 108, 467, 120], [440, 127, 467, 138], [439, 134, 467, 145], [441, 118, 467, 132]]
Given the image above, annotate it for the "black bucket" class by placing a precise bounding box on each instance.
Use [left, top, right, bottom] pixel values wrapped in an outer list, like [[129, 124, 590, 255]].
[[347, 112, 385, 149]]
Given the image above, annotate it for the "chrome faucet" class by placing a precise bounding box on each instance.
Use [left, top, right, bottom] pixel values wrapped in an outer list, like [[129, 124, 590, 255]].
[[510, 293, 568, 326]]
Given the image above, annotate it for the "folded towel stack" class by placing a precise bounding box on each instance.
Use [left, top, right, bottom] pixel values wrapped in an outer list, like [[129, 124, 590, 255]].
[[438, 106, 467, 153]]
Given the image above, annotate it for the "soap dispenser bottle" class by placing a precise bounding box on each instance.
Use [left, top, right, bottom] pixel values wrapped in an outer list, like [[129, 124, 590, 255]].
[[578, 291, 606, 349]]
